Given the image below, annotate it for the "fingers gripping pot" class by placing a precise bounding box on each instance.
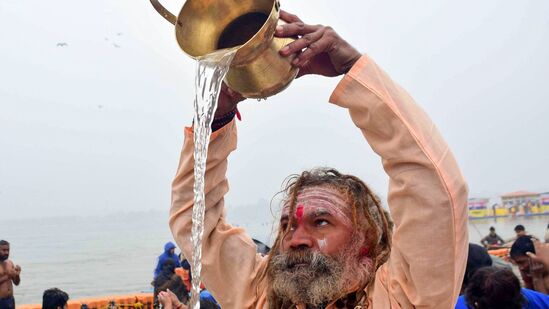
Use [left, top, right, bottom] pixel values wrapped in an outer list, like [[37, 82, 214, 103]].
[[150, 0, 298, 98]]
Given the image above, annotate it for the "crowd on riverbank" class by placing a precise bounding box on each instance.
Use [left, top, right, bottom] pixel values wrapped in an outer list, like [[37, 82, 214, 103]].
[[3, 222, 549, 309], [457, 223, 549, 307]]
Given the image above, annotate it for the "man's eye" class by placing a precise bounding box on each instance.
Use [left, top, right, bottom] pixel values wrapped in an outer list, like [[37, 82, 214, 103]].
[[315, 219, 329, 227]]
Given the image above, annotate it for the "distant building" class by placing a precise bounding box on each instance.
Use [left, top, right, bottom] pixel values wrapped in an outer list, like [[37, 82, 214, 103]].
[[468, 198, 490, 218], [500, 191, 540, 208], [468, 192, 549, 219], [541, 192, 549, 211], [541, 192, 549, 205]]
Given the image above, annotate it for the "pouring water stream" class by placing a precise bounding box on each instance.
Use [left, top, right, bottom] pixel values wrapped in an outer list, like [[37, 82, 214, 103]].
[[190, 48, 237, 309]]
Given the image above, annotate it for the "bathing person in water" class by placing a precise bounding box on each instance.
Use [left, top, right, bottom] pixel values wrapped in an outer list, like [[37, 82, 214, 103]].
[[481, 226, 505, 248], [168, 11, 468, 309]]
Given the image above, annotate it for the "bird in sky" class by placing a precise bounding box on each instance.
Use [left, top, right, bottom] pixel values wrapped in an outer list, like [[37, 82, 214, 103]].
[[56, 42, 68, 47]]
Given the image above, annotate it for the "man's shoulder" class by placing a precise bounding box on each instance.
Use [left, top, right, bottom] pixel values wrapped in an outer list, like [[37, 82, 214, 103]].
[[0, 260, 13, 269]]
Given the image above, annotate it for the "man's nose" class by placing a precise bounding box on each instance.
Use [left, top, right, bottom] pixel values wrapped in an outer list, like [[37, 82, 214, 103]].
[[288, 225, 314, 249]]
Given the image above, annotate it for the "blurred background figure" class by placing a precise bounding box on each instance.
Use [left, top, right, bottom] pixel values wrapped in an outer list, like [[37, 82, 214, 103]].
[[42, 288, 69, 309], [513, 225, 539, 242], [178, 258, 192, 292], [457, 267, 549, 309], [481, 227, 505, 249], [152, 259, 188, 309], [0, 240, 21, 309], [455, 242, 549, 308], [158, 289, 220, 309], [460, 244, 493, 295], [154, 242, 181, 279], [199, 289, 220, 309], [510, 236, 549, 293]]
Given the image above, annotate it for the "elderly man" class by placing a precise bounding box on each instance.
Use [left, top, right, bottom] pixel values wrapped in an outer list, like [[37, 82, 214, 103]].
[[169, 11, 468, 309]]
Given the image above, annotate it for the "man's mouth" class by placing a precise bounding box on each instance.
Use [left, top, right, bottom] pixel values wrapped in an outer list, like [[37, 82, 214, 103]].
[[293, 263, 309, 267], [287, 261, 310, 269]]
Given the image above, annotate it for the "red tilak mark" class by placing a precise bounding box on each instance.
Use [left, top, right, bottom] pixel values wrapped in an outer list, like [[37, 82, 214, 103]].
[[360, 247, 370, 256], [295, 205, 304, 224], [236, 108, 242, 121]]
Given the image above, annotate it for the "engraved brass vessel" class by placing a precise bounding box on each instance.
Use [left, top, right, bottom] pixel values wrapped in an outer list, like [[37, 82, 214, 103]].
[[150, 0, 298, 98]]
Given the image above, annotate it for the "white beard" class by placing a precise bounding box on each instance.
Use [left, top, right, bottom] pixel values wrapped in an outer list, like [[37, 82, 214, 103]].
[[268, 245, 374, 307]]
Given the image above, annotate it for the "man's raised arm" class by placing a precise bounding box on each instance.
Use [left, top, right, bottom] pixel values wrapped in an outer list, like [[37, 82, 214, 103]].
[[169, 89, 266, 308], [329, 55, 468, 308], [275, 11, 468, 306]]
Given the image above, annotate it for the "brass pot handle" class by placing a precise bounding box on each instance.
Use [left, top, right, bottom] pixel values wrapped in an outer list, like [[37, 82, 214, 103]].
[[149, 0, 177, 25]]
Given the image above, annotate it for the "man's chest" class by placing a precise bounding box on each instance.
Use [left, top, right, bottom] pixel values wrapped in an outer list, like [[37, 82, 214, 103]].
[[0, 262, 11, 276]]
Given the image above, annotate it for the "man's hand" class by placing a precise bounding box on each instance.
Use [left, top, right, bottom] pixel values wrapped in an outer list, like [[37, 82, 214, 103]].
[[13, 265, 21, 277], [214, 83, 245, 119], [11, 264, 21, 285], [527, 241, 549, 293], [275, 10, 362, 78], [527, 241, 549, 274]]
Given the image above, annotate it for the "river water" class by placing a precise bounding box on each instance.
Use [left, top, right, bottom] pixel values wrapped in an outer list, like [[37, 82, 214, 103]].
[[1, 212, 547, 305], [468, 215, 548, 243]]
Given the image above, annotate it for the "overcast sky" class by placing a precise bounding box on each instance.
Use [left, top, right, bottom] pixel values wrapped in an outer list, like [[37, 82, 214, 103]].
[[1, 0, 548, 220]]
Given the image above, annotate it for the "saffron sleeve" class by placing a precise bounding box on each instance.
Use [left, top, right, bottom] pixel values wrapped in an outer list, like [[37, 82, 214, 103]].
[[169, 121, 267, 309], [329, 55, 469, 308]]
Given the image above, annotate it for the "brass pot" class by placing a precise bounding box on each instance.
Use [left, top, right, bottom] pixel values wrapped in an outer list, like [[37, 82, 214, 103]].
[[150, 0, 298, 98]]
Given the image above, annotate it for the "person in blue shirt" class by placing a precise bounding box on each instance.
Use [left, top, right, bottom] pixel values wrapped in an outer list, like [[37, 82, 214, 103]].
[[154, 241, 181, 279], [200, 289, 220, 309], [455, 266, 549, 309]]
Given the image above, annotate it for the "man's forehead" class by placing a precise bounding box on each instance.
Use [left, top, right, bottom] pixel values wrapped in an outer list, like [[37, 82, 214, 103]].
[[281, 186, 353, 224], [282, 204, 337, 215], [283, 187, 348, 209]]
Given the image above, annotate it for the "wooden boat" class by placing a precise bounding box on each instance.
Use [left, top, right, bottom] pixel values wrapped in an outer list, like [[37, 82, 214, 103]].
[[17, 293, 154, 309]]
